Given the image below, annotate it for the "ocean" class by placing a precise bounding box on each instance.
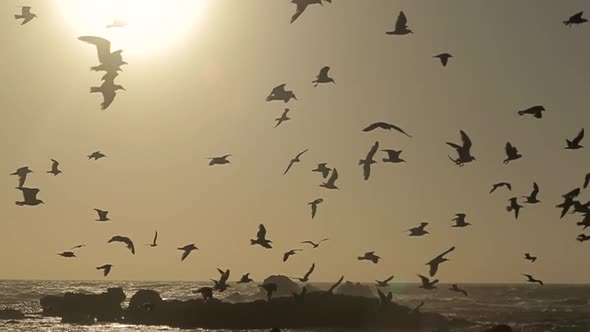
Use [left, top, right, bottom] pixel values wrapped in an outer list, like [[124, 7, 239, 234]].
[[0, 281, 589, 332]]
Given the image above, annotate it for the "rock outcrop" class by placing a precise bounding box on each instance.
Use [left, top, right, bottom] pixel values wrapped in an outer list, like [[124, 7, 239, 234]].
[[0, 308, 25, 320], [40, 287, 125, 324]]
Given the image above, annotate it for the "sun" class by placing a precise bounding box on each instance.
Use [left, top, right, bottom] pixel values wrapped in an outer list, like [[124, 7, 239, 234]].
[[56, 0, 207, 56]]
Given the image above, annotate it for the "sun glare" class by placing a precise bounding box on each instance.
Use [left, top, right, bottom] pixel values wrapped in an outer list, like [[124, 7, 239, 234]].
[[56, 0, 207, 56]]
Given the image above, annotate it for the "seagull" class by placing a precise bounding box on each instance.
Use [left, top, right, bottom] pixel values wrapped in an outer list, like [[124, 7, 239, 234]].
[[308, 198, 323, 219], [418, 274, 438, 290], [290, 0, 330, 24], [363, 122, 412, 137], [283, 249, 303, 262], [96, 264, 113, 277], [259, 283, 278, 301], [90, 76, 125, 110], [284, 149, 309, 175], [577, 215, 590, 229], [522, 182, 541, 204], [524, 253, 537, 263], [320, 168, 339, 189], [584, 173, 590, 189], [94, 209, 110, 222], [312, 66, 335, 87], [386, 11, 413, 35], [407, 222, 429, 236], [312, 163, 331, 178], [503, 142, 522, 164], [178, 244, 198, 261], [490, 182, 512, 194], [292, 263, 315, 282], [208, 154, 231, 166], [564, 11, 588, 26], [78, 36, 127, 73], [15, 6, 37, 25], [212, 268, 231, 292], [358, 251, 381, 264], [15, 187, 44, 206], [557, 196, 577, 219], [250, 224, 272, 249], [275, 109, 291, 128], [577, 234, 590, 242], [451, 213, 471, 228], [382, 149, 406, 163], [447, 130, 475, 166], [238, 273, 254, 283], [70, 244, 86, 250], [507, 197, 523, 219], [522, 274, 543, 286], [359, 141, 379, 181], [146, 231, 158, 247], [377, 289, 393, 305], [327, 276, 344, 294], [193, 287, 214, 301], [433, 53, 453, 67], [106, 19, 127, 28], [10, 166, 33, 188], [376, 275, 394, 287], [565, 129, 584, 150], [426, 246, 455, 277], [58, 251, 76, 258], [47, 159, 62, 176], [88, 151, 106, 160], [266, 84, 297, 103], [449, 284, 468, 296], [572, 201, 590, 215], [301, 238, 329, 248], [108, 236, 135, 254], [518, 105, 545, 119]]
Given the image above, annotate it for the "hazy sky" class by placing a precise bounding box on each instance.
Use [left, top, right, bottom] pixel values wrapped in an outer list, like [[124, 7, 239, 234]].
[[1, 0, 589, 283]]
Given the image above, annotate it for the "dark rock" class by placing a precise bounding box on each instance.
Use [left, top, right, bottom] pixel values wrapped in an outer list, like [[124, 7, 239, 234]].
[[0, 308, 25, 320], [334, 281, 376, 298], [40, 287, 125, 322], [485, 324, 513, 332]]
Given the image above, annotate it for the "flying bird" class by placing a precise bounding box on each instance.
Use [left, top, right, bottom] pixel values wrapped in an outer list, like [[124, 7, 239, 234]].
[[312, 163, 331, 178], [407, 222, 429, 236], [259, 283, 278, 301], [577, 234, 590, 242], [283, 249, 303, 262], [284, 149, 309, 175], [238, 273, 253, 283], [15, 6, 37, 25], [250, 224, 272, 249], [78, 36, 127, 73], [10, 166, 33, 188], [312, 66, 335, 87], [518, 105, 545, 119], [275, 109, 291, 128], [266, 84, 297, 103], [320, 168, 339, 189], [563, 11, 588, 26], [290, 0, 330, 24], [522, 182, 541, 204], [15, 187, 44, 206], [377, 289, 393, 305], [584, 173, 590, 189], [449, 284, 468, 296], [565, 129, 584, 150], [178, 244, 198, 261], [212, 268, 231, 292], [359, 141, 379, 181], [208, 154, 232, 166], [376, 275, 395, 287], [58, 251, 76, 258], [447, 130, 475, 166], [490, 182, 512, 194], [47, 159, 62, 176], [507, 197, 523, 219], [382, 149, 406, 163], [88, 151, 106, 160], [451, 213, 471, 228], [193, 287, 214, 301], [308, 198, 324, 219], [557, 196, 577, 219], [327, 276, 344, 294], [108, 236, 135, 254], [292, 263, 315, 282], [70, 244, 86, 250], [386, 11, 413, 35], [503, 142, 522, 164], [522, 274, 543, 286], [433, 53, 453, 66], [358, 251, 381, 264], [90, 76, 125, 110], [106, 19, 127, 29], [418, 274, 438, 290], [426, 246, 455, 277], [94, 209, 110, 222], [147, 231, 158, 247], [363, 122, 412, 137], [301, 238, 329, 248], [96, 264, 113, 277], [524, 253, 537, 263]]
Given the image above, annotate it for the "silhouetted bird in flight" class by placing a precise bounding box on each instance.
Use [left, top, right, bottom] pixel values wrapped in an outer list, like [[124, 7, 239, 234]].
[[108, 236, 135, 254], [96, 264, 113, 277], [260, 283, 278, 301], [327, 276, 344, 294], [418, 274, 438, 290], [94, 209, 110, 222], [290, 0, 331, 24], [70, 244, 86, 250], [10, 166, 33, 188], [577, 216, 590, 230], [503, 142, 522, 164], [522, 274, 543, 286], [577, 234, 590, 242], [584, 173, 590, 189], [564, 11, 588, 26], [212, 268, 231, 292], [563, 187, 581, 200], [320, 168, 339, 189], [90, 76, 125, 110], [15, 187, 44, 206], [518, 105, 545, 119], [360, 141, 379, 181], [308, 198, 323, 219], [522, 182, 541, 204], [178, 244, 198, 261], [106, 19, 127, 29], [312, 163, 331, 178], [266, 84, 297, 103], [208, 154, 231, 166], [507, 197, 523, 219], [358, 251, 381, 264], [88, 151, 106, 160], [382, 149, 406, 163], [407, 222, 429, 236], [426, 246, 455, 277], [490, 182, 511, 194], [363, 122, 412, 137], [386, 11, 413, 35], [301, 238, 329, 248], [557, 196, 577, 219], [377, 289, 393, 305], [376, 275, 394, 287], [194, 287, 214, 301], [451, 213, 471, 228], [293, 263, 315, 282], [58, 251, 76, 258], [275, 108, 291, 128], [449, 284, 468, 296], [284, 149, 309, 175], [524, 253, 537, 263], [283, 249, 303, 262], [565, 129, 584, 150], [572, 201, 590, 215], [251, 224, 272, 248], [433, 53, 453, 67], [238, 273, 253, 283], [47, 159, 62, 176], [78, 36, 127, 72], [312, 66, 335, 87], [15, 6, 36, 25], [146, 231, 158, 247], [447, 130, 475, 166]]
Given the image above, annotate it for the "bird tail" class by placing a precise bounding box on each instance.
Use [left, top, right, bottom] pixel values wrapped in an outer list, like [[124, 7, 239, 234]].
[[359, 159, 365, 165], [15, 201, 25, 206], [15, 15, 23, 19], [90, 87, 100, 93], [506, 206, 513, 212], [250, 239, 257, 245], [532, 257, 537, 262], [517, 110, 526, 116], [357, 256, 364, 260], [563, 21, 571, 26]]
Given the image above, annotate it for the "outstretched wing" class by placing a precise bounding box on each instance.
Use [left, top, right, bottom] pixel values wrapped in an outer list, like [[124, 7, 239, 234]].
[[327, 168, 338, 185], [304, 263, 315, 279], [363, 122, 381, 132], [328, 275, 344, 293], [291, 2, 308, 24], [296, 148, 309, 159], [257, 224, 267, 240], [572, 11, 584, 20], [78, 36, 112, 63], [573, 128, 585, 145], [395, 11, 408, 31], [367, 141, 379, 160], [417, 274, 429, 286], [460, 131, 472, 150], [271, 83, 287, 95], [318, 66, 330, 78]]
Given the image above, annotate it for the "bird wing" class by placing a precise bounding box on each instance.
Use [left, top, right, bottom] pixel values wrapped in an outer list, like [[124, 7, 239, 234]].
[[318, 66, 330, 78], [153, 231, 158, 244], [362, 122, 380, 132], [304, 263, 315, 279], [22, 6, 32, 15], [384, 275, 394, 283], [18, 174, 27, 188], [291, 2, 308, 23], [572, 11, 584, 20], [311, 203, 317, 218], [271, 84, 287, 95], [438, 246, 456, 258], [326, 168, 338, 185], [584, 173, 590, 189], [78, 36, 112, 63], [395, 11, 408, 30], [387, 123, 412, 137], [428, 262, 439, 277], [301, 241, 316, 246], [363, 162, 371, 180], [319, 237, 329, 243], [328, 276, 344, 293], [284, 160, 295, 175], [532, 182, 539, 196], [257, 224, 267, 240], [283, 252, 290, 262], [417, 274, 429, 286], [367, 141, 379, 160], [573, 128, 585, 145], [505, 142, 516, 155], [181, 250, 191, 261], [22, 188, 39, 202], [446, 142, 462, 150], [460, 131, 472, 149], [296, 148, 309, 159], [125, 238, 135, 254]]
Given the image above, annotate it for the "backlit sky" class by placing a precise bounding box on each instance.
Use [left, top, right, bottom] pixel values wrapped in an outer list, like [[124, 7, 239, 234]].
[[1, 0, 589, 283]]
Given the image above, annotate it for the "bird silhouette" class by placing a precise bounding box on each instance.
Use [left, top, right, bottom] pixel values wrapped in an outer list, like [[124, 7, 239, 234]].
[[358, 251, 381, 264], [376, 275, 394, 287], [503, 142, 522, 164], [447, 130, 475, 166], [524, 253, 537, 263], [208, 154, 232, 166], [96, 264, 113, 277], [178, 244, 198, 261], [382, 149, 406, 163], [507, 197, 523, 219], [275, 109, 291, 128], [58, 251, 76, 258], [70, 244, 86, 250], [557, 195, 577, 219], [407, 222, 429, 236], [283, 249, 303, 262], [451, 213, 471, 228], [94, 209, 110, 222], [284, 149, 309, 175], [518, 105, 545, 119], [359, 141, 379, 181], [108, 236, 135, 254], [490, 182, 512, 194], [312, 163, 331, 178], [563, 187, 581, 200], [418, 274, 438, 290], [449, 284, 468, 296], [564, 11, 588, 26], [212, 268, 231, 292], [386, 11, 413, 35], [266, 84, 297, 103], [377, 289, 393, 305], [290, 0, 330, 24], [15, 6, 36, 25], [79, 36, 127, 73], [292, 263, 315, 282], [312, 66, 335, 87], [433, 53, 453, 67], [238, 273, 253, 283], [47, 159, 62, 176], [308, 198, 323, 219], [250, 224, 273, 249], [565, 129, 584, 150], [522, 182, 541, 204], [426, 246, 455, 277], [193, 287, 214, 301], [363, 122, 412, 137], [15, 187, 44, 206], [10, 166, 33, 188], [90, 76, 125, 110], [301, 238, 329, 248], [577, 215, 590, 230], [577, 234, 590, 242], [327, 276, 344, 294], [522, 274, 543, 286], [146, 231, 158, 247], [320, 168, 339, 189], [584, 173, 590, 189], [106, 19, 127, 29], [260, 283, 278, 301], [88, 151, 106, 160]]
